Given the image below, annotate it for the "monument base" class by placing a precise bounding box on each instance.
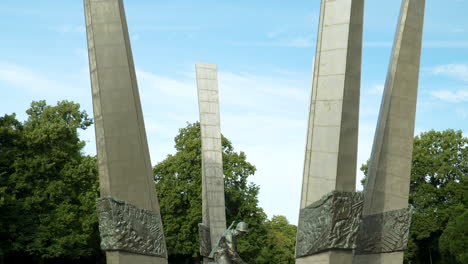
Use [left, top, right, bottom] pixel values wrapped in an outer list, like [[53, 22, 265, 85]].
[[352, 252, 403, 264], [106, 252, 167, 264], [296, 250, 353, 264]]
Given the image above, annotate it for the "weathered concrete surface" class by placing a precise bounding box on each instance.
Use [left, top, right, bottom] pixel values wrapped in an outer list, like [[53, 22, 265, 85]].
[[196, 63, 227, 251], [354, 0, 425, 263], [297, 0, 364, 263], [353, 252, 404, 264], [83, 0, 167, 263], [300, 0, 363, 208], [297, 251, 354, 264]]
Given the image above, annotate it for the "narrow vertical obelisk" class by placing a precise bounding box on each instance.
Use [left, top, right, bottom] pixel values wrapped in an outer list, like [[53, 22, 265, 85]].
[[353, 0, 425, 263], [296, 0, 364, 263], [196, 63, 227, 260], [84, 0, 167, 263]]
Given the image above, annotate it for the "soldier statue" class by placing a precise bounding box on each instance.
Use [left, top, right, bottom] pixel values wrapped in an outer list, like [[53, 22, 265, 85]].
[[208, 221, 249, 264]]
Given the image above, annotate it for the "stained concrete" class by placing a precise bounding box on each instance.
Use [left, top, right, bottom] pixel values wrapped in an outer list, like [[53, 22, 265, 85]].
[[83, 0, 167, 263], [354, 0, 425, 263], [196, 63, 227, 250], [297, 0, 364, 263], [353, 252, 404, 264], [297, 251, 354, 264], [300, 0, 363, 208]]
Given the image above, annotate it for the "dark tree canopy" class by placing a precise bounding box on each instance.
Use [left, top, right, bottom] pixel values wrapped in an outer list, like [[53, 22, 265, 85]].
[[1, 103, 298, 264], [0, 101, 101, 263], [360, 129, 467, 264]]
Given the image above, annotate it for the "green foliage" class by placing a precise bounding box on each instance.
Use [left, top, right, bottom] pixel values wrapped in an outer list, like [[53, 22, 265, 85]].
[[0, 101, 100, 262], [439, 206, 468, 263], [405, 129, 467, 264], [257, 216, 297, 264], [154, 122, 269, 263], [1, 104, 298, 264], [359, 129, 467, 264]]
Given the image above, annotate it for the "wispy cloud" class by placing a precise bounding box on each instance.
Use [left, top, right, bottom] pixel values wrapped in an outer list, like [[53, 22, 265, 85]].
[[0, 63, 65, 93], [431, 63, 468, 82], [236, 38, 314, 48], [456, 108, 468, 118], [137, 69, 195, 99], [369, 84, 384, 95], [54, 25, 86, 34], [238, 28, 315, 48], [131, 33, 140, 41], [424, 41, 468, 48], [133, 68, 310, 222], [365, 41, 468, 48], [450, 27, 465, 33], [430, 90, 468, 102]]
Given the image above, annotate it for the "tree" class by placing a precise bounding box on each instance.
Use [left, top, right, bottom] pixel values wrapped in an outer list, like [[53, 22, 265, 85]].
[[405, 129, 467, 264], [153, 122, 268, 264], [360, 130, 467, 264], [0, 101, 101, 263], [257, 216, 297, 264]]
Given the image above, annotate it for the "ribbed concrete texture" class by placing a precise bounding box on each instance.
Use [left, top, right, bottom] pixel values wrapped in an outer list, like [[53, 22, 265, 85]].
[[297, 0, 364, 263], [354, 0, 425, 263], [196, 63, 227, 250], [84, 0, 167, 263]]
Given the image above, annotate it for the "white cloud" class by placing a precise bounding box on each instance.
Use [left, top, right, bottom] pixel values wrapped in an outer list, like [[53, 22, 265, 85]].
[[432, 63, 468, 82], [134, 68, 310, 223], [369, 84, 384, 95], [365, 41, 468, 49], [0, 61, 93, 131], [238, 38, 314, 48], [451, 27, 465, 33], [456, 108, 468, 118], [0, 63, 64, 93], [137, 70, 196, 98], [55, 25, 86, 34], [131, 33, 140, 41], [430, 90, 468, 102]]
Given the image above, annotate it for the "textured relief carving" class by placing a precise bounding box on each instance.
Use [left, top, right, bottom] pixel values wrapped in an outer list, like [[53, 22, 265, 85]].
[[296, 191, 364, 257], [355, 207, 413, 254], [96, 197, 167, 257], [198, 223, 212, 257]]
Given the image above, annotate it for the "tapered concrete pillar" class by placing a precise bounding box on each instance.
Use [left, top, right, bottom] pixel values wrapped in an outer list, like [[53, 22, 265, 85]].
[[353, 0, 425, 263], [84, 0, 167, 263], [196, 63, 227, 259], [296, 0, 364, 263]]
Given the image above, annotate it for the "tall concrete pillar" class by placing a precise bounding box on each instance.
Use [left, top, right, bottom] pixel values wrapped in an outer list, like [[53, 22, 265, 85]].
[[195, 63, 227, 259], [84, 0, 167, 263], [353, 0, 425, 263], [296, 0, 364, 263]]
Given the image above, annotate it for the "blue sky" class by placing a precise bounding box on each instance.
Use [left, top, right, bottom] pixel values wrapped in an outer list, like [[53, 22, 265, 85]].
[[1, 0, 467, 224]]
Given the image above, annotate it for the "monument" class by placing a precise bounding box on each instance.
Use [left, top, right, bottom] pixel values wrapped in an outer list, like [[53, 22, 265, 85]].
[[209, 222, 249, 264], [353, 0, 426, 263], [296, 0, 364, 263], [83, 0, 168, 263], [195, 63, 228, 261]]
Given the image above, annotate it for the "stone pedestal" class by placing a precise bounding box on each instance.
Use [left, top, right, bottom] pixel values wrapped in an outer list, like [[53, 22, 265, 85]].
[[83, 0, 167, 263], [196, 63, 227, 260], [296, 0, 364, 263], [353, 0, 425, 263]]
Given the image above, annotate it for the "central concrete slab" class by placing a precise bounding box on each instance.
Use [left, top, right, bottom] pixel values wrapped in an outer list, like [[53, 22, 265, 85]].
[[84, 0, 167, 263], [196, 63, 227, 254], [296, 0, 364, 263], [353, 0, 426, 263]]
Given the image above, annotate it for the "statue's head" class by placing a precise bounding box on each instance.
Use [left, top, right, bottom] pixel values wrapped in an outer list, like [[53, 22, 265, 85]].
[[234, 222, 249, 236]]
